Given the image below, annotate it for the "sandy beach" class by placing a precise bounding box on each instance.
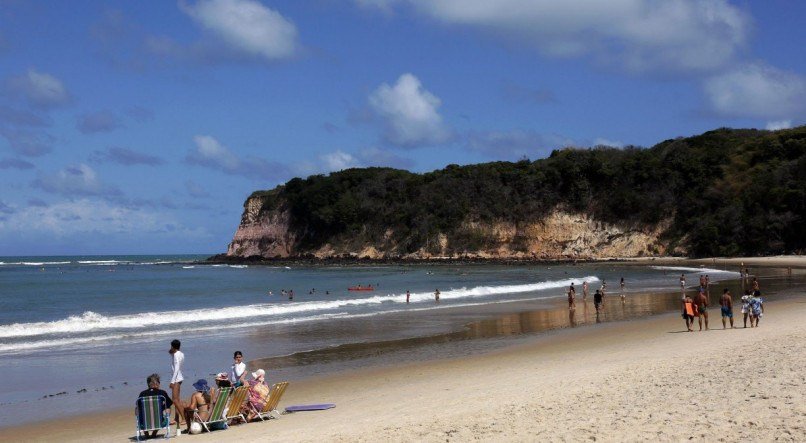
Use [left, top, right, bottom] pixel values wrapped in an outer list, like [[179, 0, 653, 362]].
[[3, 291, 803, 442]]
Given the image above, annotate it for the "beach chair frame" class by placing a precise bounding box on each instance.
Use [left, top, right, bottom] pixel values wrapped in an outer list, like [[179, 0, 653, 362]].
[[193, 386, 233, 433], [224, 385, 250, 425], [135, 395, 172, 441], [252, 381, 289, 421]]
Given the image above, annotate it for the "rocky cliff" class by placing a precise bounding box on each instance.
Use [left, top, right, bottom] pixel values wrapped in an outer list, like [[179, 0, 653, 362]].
[[225, 195, 675, 260], [222, 126, 806, 260]]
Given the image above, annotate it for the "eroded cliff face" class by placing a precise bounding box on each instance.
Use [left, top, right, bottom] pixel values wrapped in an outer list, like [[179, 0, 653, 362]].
[[226, 196, 676, 259], [226, 197, 296, 258]]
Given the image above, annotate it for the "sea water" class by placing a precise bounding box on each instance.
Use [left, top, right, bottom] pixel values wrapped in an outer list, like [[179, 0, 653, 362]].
[[0, 256, 742, 427]]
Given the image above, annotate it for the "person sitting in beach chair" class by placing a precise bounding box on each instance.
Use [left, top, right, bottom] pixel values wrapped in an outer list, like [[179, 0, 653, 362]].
[[185, 379, 213, 434], [245, 369, 270, 421], [135, 373, 173, 440], [192, 374, 234, 433]]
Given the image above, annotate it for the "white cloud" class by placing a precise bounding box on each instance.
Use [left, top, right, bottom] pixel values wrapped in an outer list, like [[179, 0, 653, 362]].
[[0, 198, 201, 237], [704, 63, 806, 119], [320, 150, 358, 171], [361, 0, 749, 73], [179, 0, 299, 60], [765, 120, 792, 131], [32, 164, 121, 197], [9, 68, 70, 108], [185, 134, 290, 180], [188, 135, 241, 171], [369, 73, 450, 147]]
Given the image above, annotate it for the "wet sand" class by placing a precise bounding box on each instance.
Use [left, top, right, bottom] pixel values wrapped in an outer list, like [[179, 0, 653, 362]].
[[2, 283, 803, 441]]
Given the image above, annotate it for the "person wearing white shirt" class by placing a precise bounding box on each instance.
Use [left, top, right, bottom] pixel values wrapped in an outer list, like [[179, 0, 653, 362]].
[[169, 339, 185, 426], [230, 351, 247, 387]]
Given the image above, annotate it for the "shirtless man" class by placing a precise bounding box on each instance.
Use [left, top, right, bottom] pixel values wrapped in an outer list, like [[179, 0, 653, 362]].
[[719, 288, 734, 329], [695, 288, 709, 331], [582, 281, 589, 300]]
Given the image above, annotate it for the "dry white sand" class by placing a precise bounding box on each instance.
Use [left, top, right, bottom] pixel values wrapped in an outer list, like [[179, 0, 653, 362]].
[[3, 297, 804, 442]]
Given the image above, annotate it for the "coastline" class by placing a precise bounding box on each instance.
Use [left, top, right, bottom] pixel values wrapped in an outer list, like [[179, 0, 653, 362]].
[[204, 253, 806, 269], [3, 289, 803, 442]]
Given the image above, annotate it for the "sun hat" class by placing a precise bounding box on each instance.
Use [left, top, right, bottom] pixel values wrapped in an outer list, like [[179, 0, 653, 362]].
[[192, 379, 210, 392], [251, 369, 265, 380], [215, 372, 229, 381]]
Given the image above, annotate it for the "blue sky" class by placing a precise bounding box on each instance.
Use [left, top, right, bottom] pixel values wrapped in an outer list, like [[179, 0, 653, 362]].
[[1, 0, 804, 255]]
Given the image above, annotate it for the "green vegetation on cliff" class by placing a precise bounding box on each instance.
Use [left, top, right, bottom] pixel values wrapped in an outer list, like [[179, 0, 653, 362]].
[[248, 126, 806, 257]]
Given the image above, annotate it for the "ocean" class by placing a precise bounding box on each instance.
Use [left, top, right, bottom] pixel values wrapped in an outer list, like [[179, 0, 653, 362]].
[[0, 255, 745, 427]]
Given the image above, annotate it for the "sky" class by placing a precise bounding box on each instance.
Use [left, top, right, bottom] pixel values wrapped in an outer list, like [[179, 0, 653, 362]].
[[0, 0, 805, 256]]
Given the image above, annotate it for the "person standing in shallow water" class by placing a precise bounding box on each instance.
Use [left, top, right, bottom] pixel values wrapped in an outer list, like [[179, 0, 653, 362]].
[[434, 289, 440, 303], [593, 289, 603, 314], [582, 281, 589, 300], [567, 284, 576, 310], [406, 290, 410, 303]]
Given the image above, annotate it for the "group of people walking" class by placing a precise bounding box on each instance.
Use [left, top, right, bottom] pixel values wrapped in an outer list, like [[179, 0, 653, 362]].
[[680, 274, 764, 332]]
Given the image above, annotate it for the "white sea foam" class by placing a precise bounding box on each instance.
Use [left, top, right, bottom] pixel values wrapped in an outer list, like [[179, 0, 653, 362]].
[[650, 266, 740, 275], [0, 261, 72, 266], [0, 275, 598, 340], [182, 266, 195, 269], [77, 260, 128, 265], [229, 265, 248, 269], [0, 312, 356, 354]]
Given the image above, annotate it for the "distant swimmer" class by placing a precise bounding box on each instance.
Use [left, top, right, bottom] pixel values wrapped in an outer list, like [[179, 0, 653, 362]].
[[267, 291, 273, 296], [434, 289, 440, 303], [406, 290, 410, 304], [289, 289, 294, 301], [582, 281, 589, 299]]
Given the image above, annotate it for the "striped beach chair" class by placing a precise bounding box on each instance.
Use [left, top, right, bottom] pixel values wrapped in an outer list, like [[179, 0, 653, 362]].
[[194, 386, 233, 433], [224, 385, 250, 424], [254, 381, 289, 421], [135, 395, 171, 441]]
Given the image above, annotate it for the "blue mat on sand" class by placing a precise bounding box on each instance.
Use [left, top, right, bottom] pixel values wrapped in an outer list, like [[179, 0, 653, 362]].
[[285, 403, 336, 412]]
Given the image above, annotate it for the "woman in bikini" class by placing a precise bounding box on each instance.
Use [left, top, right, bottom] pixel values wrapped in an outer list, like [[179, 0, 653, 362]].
[[185, 379, 212, 432]]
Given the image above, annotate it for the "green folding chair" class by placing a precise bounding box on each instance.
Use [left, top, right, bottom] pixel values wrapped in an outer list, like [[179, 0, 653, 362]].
[[135, 395, 172, 440]]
